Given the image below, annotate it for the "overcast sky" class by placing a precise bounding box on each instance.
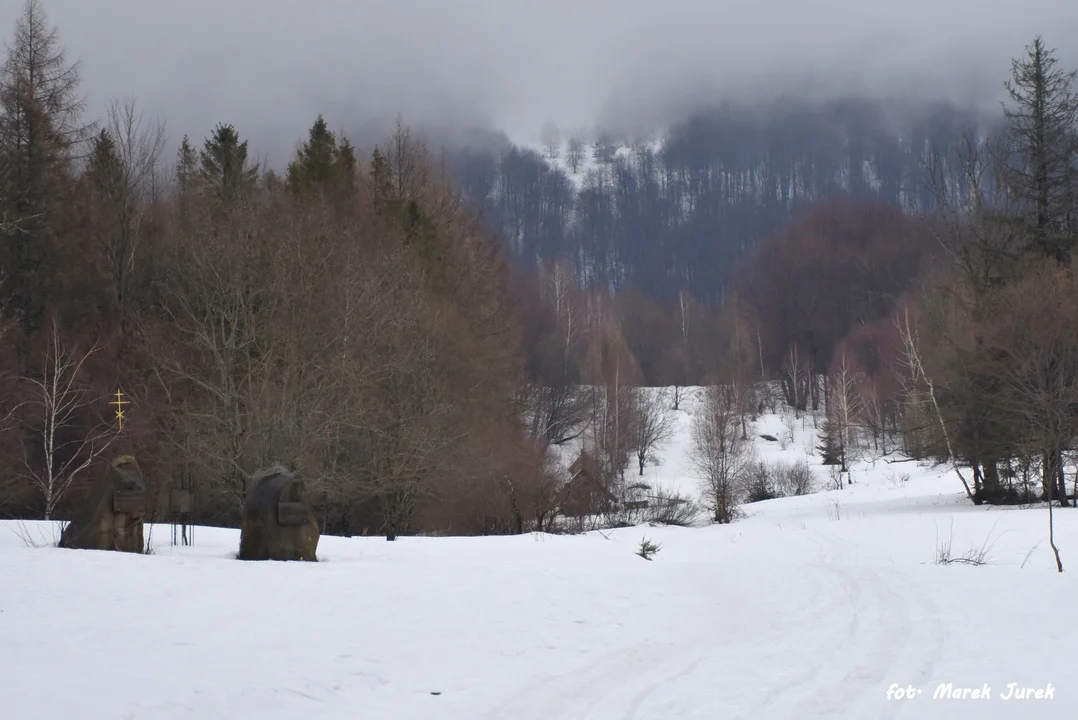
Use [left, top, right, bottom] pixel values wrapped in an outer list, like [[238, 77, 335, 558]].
[[2, 0, 1076, 163]]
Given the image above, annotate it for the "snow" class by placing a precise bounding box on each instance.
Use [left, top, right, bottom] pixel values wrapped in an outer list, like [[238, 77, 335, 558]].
[[534, 138, 663, 192], [3, 387, 1077, 719]]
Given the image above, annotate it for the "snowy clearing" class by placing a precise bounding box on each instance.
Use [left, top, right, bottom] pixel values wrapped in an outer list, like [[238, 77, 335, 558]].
[[3, 390, 1076, 719]]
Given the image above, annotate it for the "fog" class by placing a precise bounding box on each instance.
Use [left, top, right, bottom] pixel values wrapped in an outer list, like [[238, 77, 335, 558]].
[[2, 0, 1076, 162]]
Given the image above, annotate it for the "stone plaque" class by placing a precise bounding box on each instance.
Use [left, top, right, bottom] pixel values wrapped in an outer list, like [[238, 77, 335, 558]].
[[113, 490, 146, 515], [277, 501, 309, 526]]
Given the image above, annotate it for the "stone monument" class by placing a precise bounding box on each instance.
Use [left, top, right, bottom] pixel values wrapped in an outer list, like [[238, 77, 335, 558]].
[[238, 464, 319, 561], [59, 455, 147, 553]]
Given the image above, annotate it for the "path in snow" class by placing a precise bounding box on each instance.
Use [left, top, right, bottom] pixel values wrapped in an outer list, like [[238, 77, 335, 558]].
[[3, 398, 1076, 719]]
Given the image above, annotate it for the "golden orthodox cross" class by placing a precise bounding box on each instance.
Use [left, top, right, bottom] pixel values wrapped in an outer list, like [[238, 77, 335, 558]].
[[110, 388, 129, 431]]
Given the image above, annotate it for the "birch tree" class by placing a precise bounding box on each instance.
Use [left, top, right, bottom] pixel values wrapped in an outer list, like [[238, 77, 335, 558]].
[[22, 320, 113, 519], [828, 349, 865, 472], [896, 307, 977, 504]]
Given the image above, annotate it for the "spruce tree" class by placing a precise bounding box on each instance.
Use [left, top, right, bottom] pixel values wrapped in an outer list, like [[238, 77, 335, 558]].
[[85, 129, 127, 308], [1000, 36, 1078, 262], [335, 138, 358, 196], [817, 417, 844, 468], [287, 115, 358, 203], [198, 123, 257, 202], [175, 135, 198, 192], [86, 129, 123, 195], [286, 114, 337, 195]]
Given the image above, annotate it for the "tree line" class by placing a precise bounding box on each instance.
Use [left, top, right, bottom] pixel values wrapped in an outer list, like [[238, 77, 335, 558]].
[[0, 0, 701, 538], [708, 36, 1078, 572], [451, 97, 986, 303], [2, 1, 1075, 550]]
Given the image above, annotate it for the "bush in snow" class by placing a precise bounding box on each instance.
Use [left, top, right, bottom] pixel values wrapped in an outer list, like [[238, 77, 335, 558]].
[[636, 536, 661, 560], [743, 462, 779, 503], [743, 459, 816, 502], [774, 460, 815, 496], [641, 487, 701, 527]]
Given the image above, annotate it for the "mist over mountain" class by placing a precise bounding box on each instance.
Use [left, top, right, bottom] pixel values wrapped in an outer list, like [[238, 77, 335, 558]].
[[2, 0, 1075, 156]]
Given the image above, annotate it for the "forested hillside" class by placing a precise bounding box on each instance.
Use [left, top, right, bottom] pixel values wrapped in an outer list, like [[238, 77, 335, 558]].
[[448, 98, 988, 302], [1, 0, 1076, 546]]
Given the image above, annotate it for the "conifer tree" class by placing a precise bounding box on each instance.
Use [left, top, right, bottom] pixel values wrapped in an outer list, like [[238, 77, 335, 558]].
[[84, 129, 132, 322], [86, 129, 122, 191], [286, 114, 336, 194], [336, 138, 357, 194], [0, 0, 90, 331], [817, 417, 844, 469], [198, 123, 257, 202], [1000, 36, 1078, 262], [286, 115, 359, 205], [175, 135, 198, 192], [369, 147, 396, 217]]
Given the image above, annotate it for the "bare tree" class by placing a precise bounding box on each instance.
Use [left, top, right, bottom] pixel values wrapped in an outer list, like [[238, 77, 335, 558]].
[[692, 384, 753, 523], [927, 129, 1024, 297], [896, 307, 977, 504], [631, 387, 675, 475], [517, 259, 594, 445], [539, 120, 561, 161], [589, 359, 637, 488], [21, 320, 113, 519], [982, 263, 1078, 500], [977, 264, 1078, 573], [591, 132, 618, 164], [565, 136, 585, 173], [781, 343, 810, 415], [87, 98, 166, 331], [583, 311, 641, 491], [829, 349, 865, 471], [859, 375, 890, 455]]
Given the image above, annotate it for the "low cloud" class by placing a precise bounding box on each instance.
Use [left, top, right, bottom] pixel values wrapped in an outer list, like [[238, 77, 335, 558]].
[[1, 0, 1075, 159]]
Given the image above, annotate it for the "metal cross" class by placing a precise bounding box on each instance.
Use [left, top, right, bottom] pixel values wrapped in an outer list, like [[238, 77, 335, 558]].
[[110, 388, 129, 431]]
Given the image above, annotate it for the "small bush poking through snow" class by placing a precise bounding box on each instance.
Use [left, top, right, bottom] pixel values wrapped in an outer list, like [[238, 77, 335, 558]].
[[743, 460, 815, 502], [934, 521, 1002, 566], [886, 472, 911, 489], [641, 488, 701, 527], [636, 537, 661, 561], [826, 498, 844, 522], [744, 462, 779, 503], [12, 520, 64, 548], [828, 465, 844, 491], [774, 460, 815, 496]]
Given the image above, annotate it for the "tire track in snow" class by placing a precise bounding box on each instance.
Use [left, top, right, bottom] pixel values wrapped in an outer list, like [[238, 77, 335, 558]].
[[483, 530, 842, 720], [782, 527, 944, 719], [481, 524, 947, 720]]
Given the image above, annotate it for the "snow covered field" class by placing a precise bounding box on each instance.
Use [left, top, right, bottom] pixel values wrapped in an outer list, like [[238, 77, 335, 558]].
[[3, 389, 1076, 719]]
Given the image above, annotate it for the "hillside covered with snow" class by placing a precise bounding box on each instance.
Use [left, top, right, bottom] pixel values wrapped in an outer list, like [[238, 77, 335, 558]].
[[3, 388, 1076, 719]]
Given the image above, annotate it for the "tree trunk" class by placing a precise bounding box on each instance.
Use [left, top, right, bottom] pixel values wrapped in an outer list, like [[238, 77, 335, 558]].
[[1056, 449, 1069, 508], [1048, 495, 1064, 572]]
